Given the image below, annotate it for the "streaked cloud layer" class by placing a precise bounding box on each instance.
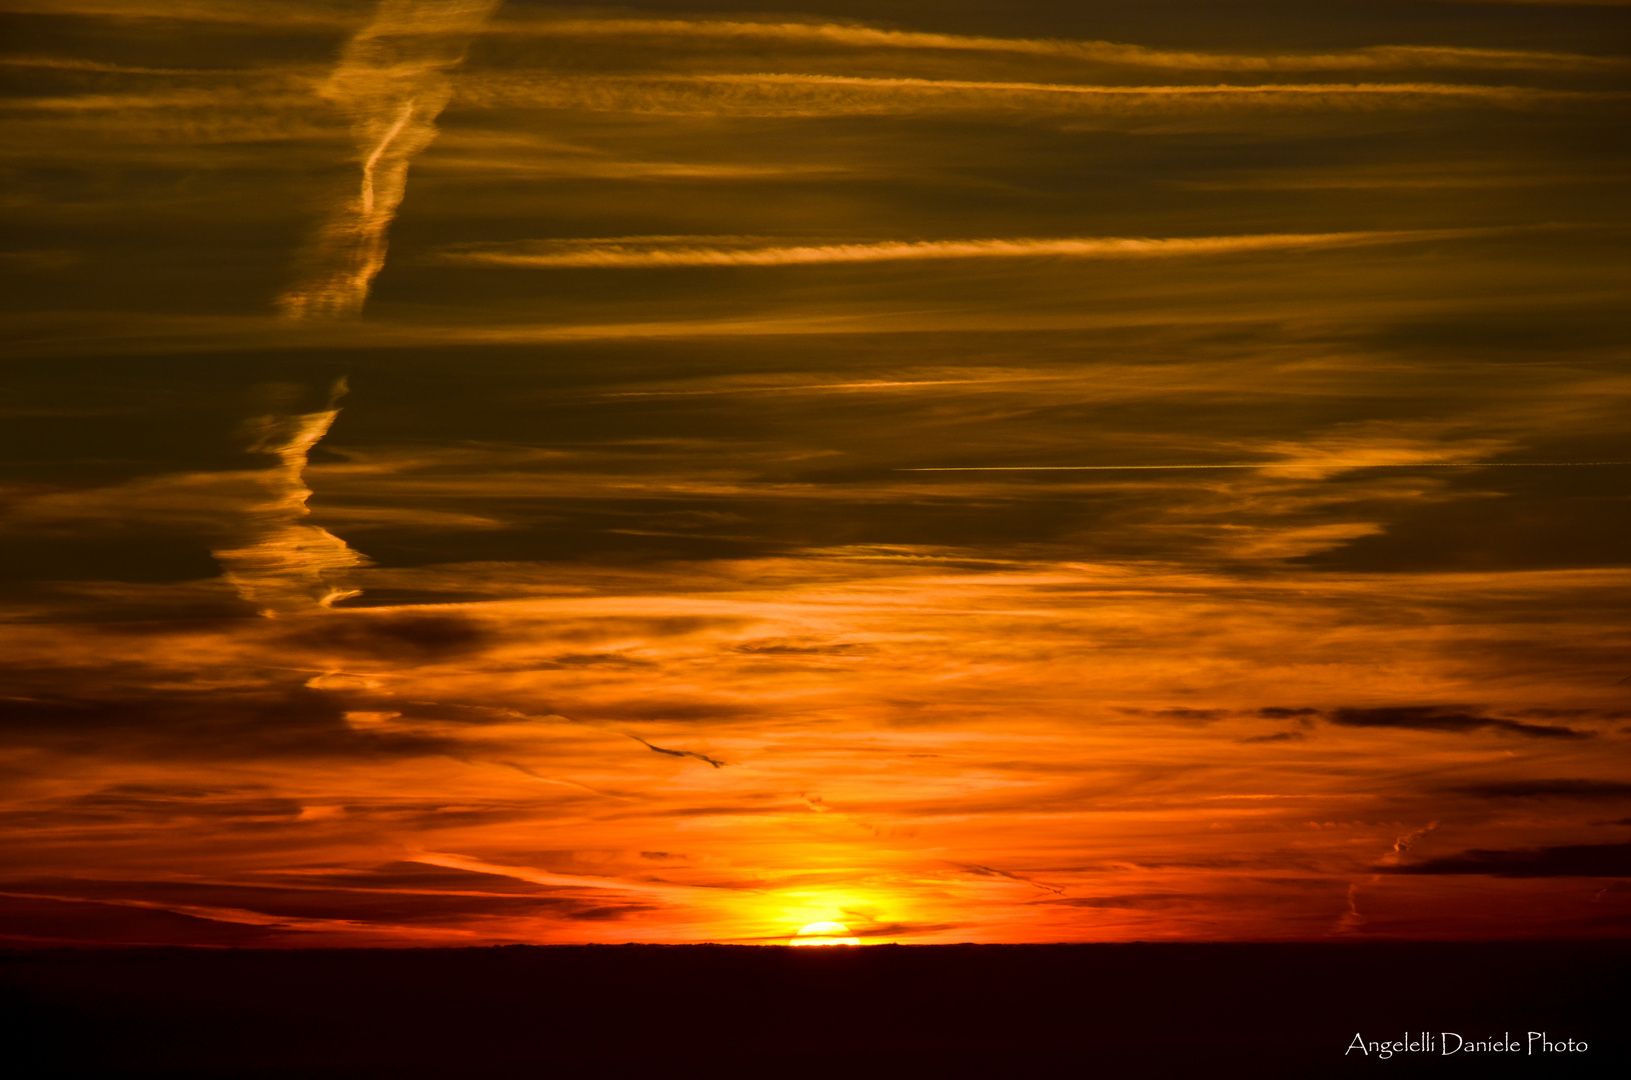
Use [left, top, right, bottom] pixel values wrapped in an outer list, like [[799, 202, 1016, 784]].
[[1, 0, 1628, 948]]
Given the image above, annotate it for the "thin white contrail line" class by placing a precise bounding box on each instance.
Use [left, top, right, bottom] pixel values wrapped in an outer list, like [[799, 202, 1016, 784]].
[[359, 100, 416, 219], [900, 462, 1631, 471]]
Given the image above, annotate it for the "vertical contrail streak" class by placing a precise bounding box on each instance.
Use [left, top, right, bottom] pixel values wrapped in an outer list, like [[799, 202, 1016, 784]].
[[360, 100, 416, 219], [278, 0, 500, 319], [212, 379, 368, 616]]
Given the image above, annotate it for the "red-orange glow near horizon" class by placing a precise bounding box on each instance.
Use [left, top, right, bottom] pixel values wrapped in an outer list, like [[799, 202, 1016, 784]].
[[1, 0, 1628, 949]]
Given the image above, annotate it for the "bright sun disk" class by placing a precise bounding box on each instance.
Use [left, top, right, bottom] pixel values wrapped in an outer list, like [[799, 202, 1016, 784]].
[[791, 921, 860, 946]]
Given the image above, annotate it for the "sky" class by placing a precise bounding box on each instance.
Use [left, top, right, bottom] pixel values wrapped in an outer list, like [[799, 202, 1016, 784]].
[[1, 0, 1629, 947]]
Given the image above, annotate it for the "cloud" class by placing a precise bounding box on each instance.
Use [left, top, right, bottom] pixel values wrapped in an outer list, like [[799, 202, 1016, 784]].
[[1173, 163, 1631, 192], [1327, 706, 1589, 739], [0, 892, 289, 947], [459, 72, 1578, 118], [1121, 707, 1230, 724], [1040, 894, 1194, 909], [1385, 841, 1631, 877], [953, 863, 1064, 894], [625, 734, 727, 769], [415, 132, 847, 181], [0, 57, 259, 77], [277, 0, 499, 319], [279, 612, 492, 660], [0, 861, 664, 947], [409, 853, 709, 901], [0, 1, 354, 27], [0, 682, 455, 760], [210, 380, 368, 616], [497, 15, 1626, 73], [0, 784, 306, 831], [1446, 779, 1631, 799], [1392, 823, 1440, 856], [435, 229, 1484, 270]]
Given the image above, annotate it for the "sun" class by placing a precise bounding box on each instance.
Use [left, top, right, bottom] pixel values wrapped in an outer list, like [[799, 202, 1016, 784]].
[[790, 921, 860, 946]]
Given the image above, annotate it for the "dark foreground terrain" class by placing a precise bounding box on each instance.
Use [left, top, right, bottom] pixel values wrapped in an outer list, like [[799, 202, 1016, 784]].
[[3, 943, 1625, 1078]]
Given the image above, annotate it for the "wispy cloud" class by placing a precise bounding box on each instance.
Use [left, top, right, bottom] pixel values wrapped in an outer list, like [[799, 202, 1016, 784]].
[[210, 380, 367, 616], [498, 16, 1627, 73], [460, 72, 1581, 117], [0, 0, 354, 25], [664, 73, 1590, 102], [1446, 779, 1631, 799], [415, 128, 849, 182], [902, 461, 1629, 474], [1328, 706, 1590, 739], [435, 229, 1481, 270], [5, 88, 308, 113], [277, 0, 499, 319], [626, 734, 728, 769], [410, 852, 720, 901], [1385, 841, 1631, 877], [0, 57, 257, 76]]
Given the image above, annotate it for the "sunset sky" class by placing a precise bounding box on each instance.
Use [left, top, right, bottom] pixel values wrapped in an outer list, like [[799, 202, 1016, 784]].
[[2, 0, 1629, 947]]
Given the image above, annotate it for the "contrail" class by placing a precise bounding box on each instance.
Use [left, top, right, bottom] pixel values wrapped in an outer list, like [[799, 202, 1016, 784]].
[[278, 0, 499, 319], [211, 379, 367, 616], [438, 229, 1484, 269], [901, 462, 1631, 471]]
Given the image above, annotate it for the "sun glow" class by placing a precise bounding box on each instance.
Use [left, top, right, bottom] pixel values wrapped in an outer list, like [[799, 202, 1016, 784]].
[[791, 921, 861, 946]]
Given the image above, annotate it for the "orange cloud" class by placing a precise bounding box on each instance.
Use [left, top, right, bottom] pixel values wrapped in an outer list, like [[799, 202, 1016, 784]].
[[278, 0, 498, 319]]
